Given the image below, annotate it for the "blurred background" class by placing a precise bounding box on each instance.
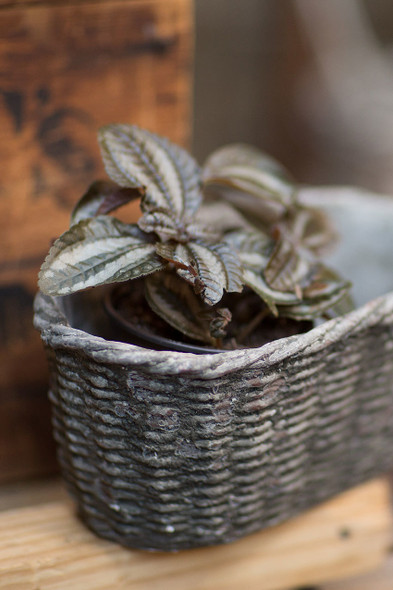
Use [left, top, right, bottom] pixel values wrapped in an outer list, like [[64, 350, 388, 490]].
[[194, 0, 393, 192], [1, 0, 393, 490]]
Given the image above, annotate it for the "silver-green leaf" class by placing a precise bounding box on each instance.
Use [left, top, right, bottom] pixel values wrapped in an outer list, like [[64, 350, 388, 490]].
[[224, 229, 272, 270], [145, 272, 213, 343], [278, 265, 353, 320], [156, 239, 243, 305], [39, 216, 164, 296], [202, 143, 293, 183], [242, 269, 301, 316], [224, 229, 301, 315], [98, 124, 201, 225], [264, 238, 310, 295], [204, 165, 295, 207], [202, 144, 296, 226], [70, 180, 142, 226]]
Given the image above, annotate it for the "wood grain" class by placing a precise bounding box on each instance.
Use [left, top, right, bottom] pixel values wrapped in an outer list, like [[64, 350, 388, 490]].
[[0, 0, 193, 483], [0, 478, 391, 590], [323, 554, 393, 590]]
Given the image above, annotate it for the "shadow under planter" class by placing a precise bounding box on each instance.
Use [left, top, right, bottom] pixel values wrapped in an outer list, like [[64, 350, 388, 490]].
[[34, 188, 393, 551]]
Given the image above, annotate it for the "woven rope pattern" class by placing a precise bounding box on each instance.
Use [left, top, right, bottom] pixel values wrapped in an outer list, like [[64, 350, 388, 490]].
[[35, 291, 393, 550]]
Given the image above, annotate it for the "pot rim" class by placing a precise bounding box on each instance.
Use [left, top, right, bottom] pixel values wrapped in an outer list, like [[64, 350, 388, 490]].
[[33, 288, 393, 378], [34, 189, 393, 377]]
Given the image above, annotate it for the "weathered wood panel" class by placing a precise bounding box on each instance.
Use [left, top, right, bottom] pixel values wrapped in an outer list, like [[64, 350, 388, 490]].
[[0, 0, 193, 482]]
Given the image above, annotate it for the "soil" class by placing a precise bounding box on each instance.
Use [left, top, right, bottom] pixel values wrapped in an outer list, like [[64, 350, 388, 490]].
[[106, 279, 312, 353]]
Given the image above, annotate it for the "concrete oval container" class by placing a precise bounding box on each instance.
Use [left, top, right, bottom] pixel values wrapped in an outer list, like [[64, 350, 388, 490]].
[[34, 188, 393, 551]]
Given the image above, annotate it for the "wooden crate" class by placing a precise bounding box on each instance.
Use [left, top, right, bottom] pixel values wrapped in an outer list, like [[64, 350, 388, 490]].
[[0, 0, 193, 483]]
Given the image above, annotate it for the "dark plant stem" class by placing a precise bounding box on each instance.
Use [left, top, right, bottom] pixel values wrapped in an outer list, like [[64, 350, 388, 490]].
[[237, 307, 270, 344], [212, 337, 223, 349]]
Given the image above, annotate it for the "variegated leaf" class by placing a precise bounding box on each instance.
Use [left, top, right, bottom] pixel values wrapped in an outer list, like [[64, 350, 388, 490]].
[[202, 144, 295, 226], [71, 180, 143, 225], [147, 131, 202, 218], [302, 265, 351, 300], [204, 165, 295, 208], [296, 206, 337, 256], [39, 216, 164, 296], [156, 239, 243, 305], [138, 210, 182, 241], [264, 238, 311, 295], [242, 268, 301, 316], [195, 201, 253, 234], [155, 242, 196, 274], [223, 229, 301, 315], [278, 265, 353, 320], [327, 292, 355, 317], [145, 272, 213, 344], [276, 207, 336, 256], [264, 205, 337, 294], [207, 307, 232, 339], [224, 229, 272, 271], [202, 143, 293, 183], [139, 212, 220, 244], [211, 241, 244, 294], [203, 184, 291, 232], [278, 289, 352, 321], [98, 124, 201, 225]]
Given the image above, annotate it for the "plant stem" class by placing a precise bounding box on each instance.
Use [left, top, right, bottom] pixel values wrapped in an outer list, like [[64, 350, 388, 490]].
[[212, 337, 223, 349], [237, 307, 270, 344]]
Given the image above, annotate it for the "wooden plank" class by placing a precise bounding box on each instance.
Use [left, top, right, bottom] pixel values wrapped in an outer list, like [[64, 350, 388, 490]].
[[323, 554, 393, 590], [0, 477, 66, 513], [0, 478, 391, 590], [0, 0, 193, 483]]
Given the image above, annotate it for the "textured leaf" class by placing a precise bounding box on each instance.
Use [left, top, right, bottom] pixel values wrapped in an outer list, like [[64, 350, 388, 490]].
[[207, 307, 232, 339], [138, 210, 182, 241], [155, 239, 243, 305], [231, 226, 352, 321], [202, 144, 293, 183], [278, 265, 353, 320], [139, 213, 220, 243], [296, 206, 337, 256], [275, 207, 336, 255], [224, 229, 301, 315], [278, 289, 351, 321], [195, 201, 253, 234], [155, 242, 197, 275], [145, 272, 213, 343], [203, 185, 287, 228], [204, 165, 294, 207], [242, 269, 301, 316], [264, 238, 310, 295], [39, 216, 164, 296], [98, 124, 201, 226], [264, 206, 337, 294], [302, 265, 350, 300], [147, 131, 202, 218], [224, 229, 272, 271], [202, 144, 296, 229], [71, 180, 143, 225], [327, 292, 355, 317]]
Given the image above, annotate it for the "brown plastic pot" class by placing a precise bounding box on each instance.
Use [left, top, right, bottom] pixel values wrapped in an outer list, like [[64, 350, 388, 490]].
[[103, 286, 222, 354]]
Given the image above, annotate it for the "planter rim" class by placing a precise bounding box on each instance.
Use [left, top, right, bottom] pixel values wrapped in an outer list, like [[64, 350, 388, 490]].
[[34, 288, 393, 378]]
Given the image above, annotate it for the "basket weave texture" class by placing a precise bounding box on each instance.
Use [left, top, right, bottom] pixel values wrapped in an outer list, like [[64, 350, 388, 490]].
[[34, 289, 393, 551]]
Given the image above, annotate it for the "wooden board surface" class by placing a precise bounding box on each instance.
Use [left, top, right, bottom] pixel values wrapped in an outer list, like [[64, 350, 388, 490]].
[[0, 478, 391, 590], [323, 555, 393, 590], [0, 0, 193, 483]]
